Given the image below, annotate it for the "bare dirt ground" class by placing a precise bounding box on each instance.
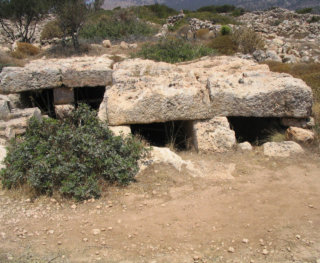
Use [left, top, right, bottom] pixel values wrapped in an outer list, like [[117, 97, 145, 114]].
[[0, 149, 320, 263]]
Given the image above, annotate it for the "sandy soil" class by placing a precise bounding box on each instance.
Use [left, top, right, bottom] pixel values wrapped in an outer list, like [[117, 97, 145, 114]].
[[0, 150, 320, 263]]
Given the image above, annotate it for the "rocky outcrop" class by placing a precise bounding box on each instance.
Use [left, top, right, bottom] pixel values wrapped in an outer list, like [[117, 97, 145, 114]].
[[101, 56, 313, 125], [263, 141, 304, 157], [0, 56, 113, 94], [193, 117, 236, 153]]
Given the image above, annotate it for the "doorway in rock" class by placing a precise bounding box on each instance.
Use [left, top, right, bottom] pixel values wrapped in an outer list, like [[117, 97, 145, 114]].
[[20, 89, 55, 117], [228, 117, 285, 145], [131, 121, 194, 151], [74, 86, 105, 110]]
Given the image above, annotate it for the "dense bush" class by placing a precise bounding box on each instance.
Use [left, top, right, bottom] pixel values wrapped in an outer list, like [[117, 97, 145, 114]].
[[231, 27, 265, 54], [1, 104, 146, 201], [134, 38, 215, 63], [40, 20, 64, 40], [80, 9, 156, 41], [220, 25, 232, 35], [309, 16, 320, 23]]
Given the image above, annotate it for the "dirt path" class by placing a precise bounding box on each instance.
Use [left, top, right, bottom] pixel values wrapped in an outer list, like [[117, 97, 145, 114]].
[[0, 150, 320, 263]]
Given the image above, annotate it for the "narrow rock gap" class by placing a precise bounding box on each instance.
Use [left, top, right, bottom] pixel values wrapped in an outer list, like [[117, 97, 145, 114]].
[[131, 121, 194, 151], [20, 89, 56, 118], [228, 117, 286, 145], [74, 86, 105, 110]]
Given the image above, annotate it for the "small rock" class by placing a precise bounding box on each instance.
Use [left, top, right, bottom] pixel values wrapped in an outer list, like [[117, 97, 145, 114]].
[[71, 204, 77, 209], [228, 247, 235, 253], [102, 39, 112, 48], [296, 234, 301, 240], [262, 249, 269, 255], [57, 241, 62, 245], [92, 229, 101, 235], [83, 238, 88, 242], [108, 227, 113, 231], [120, 41, 129, 49], [242, 238, 249, 244]]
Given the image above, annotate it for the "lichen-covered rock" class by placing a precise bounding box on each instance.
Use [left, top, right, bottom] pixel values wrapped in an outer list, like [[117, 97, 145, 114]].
[[103, 56, 312, 125], [55, 104, 74, 120], [0, 56, 113, 94], [286, 127, 315, 144], [263, 141, 304, 157], [193, 117, 236, 153]]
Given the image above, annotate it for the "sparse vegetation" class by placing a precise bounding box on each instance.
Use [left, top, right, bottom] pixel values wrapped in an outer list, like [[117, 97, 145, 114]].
[[80, 9, 156, 42], [232, 27, 265, 54], [207, 35, 238, 55], [40, 20, 64, 41], [11, 42, 40, 59], [0, 104, 146, 201], [134, 37, 215, 63]]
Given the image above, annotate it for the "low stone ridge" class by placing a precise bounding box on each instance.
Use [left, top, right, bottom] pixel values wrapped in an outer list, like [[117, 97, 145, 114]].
[[0, 56, 113, 94], [102, 56, 313, 125]]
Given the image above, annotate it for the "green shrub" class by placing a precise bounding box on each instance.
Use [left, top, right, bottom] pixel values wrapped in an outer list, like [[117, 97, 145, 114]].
[[1, 104, 146, 201], [80, 9, 156, 41], [231, 27, 265, 54], [40, 20, 64, 40], [296, 8, 313, 14], [134, 38, 215, 63], [207, 35, 238, 55], [309, 16, 320, 23], [220, 25, 232, 35]]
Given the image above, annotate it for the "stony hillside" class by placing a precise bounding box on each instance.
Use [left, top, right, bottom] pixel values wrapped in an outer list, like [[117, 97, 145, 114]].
[[102, 0, 320, 11]]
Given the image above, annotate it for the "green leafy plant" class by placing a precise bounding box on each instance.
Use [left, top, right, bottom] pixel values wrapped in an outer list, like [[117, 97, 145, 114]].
[[220, 25, 232, 35], [133, 37, 215, 63], [296, 8, 313, 14], [1, 104, 146, 201]]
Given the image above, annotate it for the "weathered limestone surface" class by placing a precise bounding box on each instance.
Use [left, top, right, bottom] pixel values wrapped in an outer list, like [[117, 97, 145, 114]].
[[108, 126, 131, 137], [103, 57, 312, 125], [0, 56, 113, 94], [193, 117, 236, 153], [286, 127, 315, 144], [263, 141, 304, 157]]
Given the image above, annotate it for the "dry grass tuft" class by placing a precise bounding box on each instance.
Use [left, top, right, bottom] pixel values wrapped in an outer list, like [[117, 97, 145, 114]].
[[11, 42, 40, 59]]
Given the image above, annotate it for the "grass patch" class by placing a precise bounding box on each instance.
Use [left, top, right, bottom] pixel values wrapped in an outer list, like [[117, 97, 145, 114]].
[[0, 104, 146, 201], [80, 9, 156, 42], [207, 35, 238, 55], [133, 38, 215, 63], [0, 51, 25, 71]]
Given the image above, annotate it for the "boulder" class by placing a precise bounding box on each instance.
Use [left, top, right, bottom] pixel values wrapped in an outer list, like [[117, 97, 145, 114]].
[[139, 147, 195, 173], [55, 104, 74, 119], [0, 98, 10, 120], [263, 141, 304, 157], [0, 145, 7, 169], [193, 117, 236, 153], [285, 127, 315, 144], [0, 56, 113, 94], [102, 40, 112, 48], [238, 141, 253, 151], [120, 41, 129, 49], [103, 57, 312, 125]]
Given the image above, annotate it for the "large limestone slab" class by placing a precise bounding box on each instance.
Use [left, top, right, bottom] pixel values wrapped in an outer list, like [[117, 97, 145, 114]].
[[0, 56, 113, 94], [104, 57, 312, 125]]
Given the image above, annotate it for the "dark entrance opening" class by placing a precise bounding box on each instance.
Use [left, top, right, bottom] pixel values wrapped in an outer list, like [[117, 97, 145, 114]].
[[131, 121, 194, 150], [228, 117, 285, 145], [20, 89, 55, 117], [74, 86, 105, 110]]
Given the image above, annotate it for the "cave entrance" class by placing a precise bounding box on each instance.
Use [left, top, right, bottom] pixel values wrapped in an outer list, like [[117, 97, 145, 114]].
[[228, 117, 285, 145], [20, 89, 55, 117], [131, 121, 194, 150], [74, 86, 105, 110]]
